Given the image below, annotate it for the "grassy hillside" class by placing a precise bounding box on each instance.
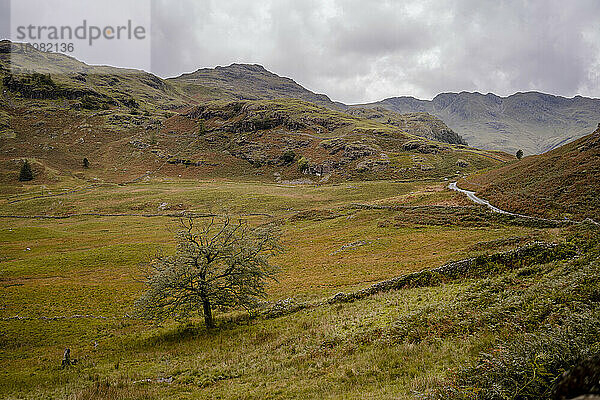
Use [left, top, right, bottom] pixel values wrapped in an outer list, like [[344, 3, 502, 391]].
[[0, 96, 508, 187], [0, 41, 509, 188], [2, 175, 597, 399], [460, 124, 600, 221], [1, 41, 190, 111], [347, 107, 467, 145], [357, 91, 600, 155], [161, 99, 507, 183]]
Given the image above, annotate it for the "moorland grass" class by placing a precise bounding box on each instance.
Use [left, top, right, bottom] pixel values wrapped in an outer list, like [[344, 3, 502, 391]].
[[0, 178, 592, 399]]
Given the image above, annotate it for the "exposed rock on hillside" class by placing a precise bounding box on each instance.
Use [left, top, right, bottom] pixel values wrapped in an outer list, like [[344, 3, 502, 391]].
[[356, 92, 600, 154], [348, 107, 467, 145]]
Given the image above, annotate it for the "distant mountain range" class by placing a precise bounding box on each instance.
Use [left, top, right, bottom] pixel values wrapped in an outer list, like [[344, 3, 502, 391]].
[[173, 63, 600, 155], [355, 92, 600, 155]]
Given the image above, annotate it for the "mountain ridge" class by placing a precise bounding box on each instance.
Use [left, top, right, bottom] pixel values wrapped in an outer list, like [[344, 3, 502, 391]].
[[170, 62, 346, 110], [3, 40, 599, 156], [356, 91, 600, 155]]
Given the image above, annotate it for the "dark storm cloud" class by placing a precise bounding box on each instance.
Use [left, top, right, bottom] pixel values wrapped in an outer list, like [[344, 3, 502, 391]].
[[146, 0, 600, 103]]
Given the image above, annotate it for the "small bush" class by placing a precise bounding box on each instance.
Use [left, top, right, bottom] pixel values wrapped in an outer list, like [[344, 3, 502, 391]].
[[197, 120, 206, 136], [516, 149, 524, 160], [297, 156, 309, 172], [281, 149, 296, 164]]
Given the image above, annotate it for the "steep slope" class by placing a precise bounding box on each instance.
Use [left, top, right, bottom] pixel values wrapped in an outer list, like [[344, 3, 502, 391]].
[[169, 64, 467, 146], [170, 63, 345, 110], [169, 99, 506, 183], [460, 124, 600, 221], [357, 91, 600, 155]]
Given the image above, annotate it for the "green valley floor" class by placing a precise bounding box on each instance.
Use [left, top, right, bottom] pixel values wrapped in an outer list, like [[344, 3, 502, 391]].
[[1, 178, 598, 399]]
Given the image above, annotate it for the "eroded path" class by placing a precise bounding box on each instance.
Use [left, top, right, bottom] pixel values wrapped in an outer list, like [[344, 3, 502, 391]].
[[448, 182, 599, 225]]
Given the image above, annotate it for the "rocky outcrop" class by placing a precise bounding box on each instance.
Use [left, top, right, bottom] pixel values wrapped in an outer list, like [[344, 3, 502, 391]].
[[342, 143, 378, 160], [402, 140, 445, 154], [553, 354, 600, 400], [456, 159, 470, 168], [3, 72, 102, 101], [319, 138, 346, 154], [355, 158, 389, 172]]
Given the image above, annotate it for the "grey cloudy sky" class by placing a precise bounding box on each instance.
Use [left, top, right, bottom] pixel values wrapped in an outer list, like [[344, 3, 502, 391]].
[[5, 0, 600, 103], [150, 0, 600, 103]]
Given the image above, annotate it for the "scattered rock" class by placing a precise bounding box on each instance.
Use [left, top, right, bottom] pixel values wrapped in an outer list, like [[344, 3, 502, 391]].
[[129, 139, 150, 150], [261, 298, 307, 319], [330, 240, 370, 255], [356, 158, 390, 172], [342, 143, 377, 161], [320, 138, 346, 154], [402, 140, 444, 154], [306, 161, 338, 176], [456, 159, 470, 168]]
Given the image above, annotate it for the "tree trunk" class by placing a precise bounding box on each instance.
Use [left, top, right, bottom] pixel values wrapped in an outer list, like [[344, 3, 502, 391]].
[[202, 297, 214, 328]]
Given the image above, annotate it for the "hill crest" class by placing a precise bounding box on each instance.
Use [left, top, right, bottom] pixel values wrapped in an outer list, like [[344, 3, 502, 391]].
[[171, 63, 343, 109]]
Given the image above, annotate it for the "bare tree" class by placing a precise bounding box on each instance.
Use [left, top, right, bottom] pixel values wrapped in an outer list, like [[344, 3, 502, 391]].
[[136, 217, 281, 328]]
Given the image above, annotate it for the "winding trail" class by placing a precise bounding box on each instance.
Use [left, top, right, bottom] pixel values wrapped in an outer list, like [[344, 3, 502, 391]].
[[448, 182, 516, 215], [448, 182, 599, 226]]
